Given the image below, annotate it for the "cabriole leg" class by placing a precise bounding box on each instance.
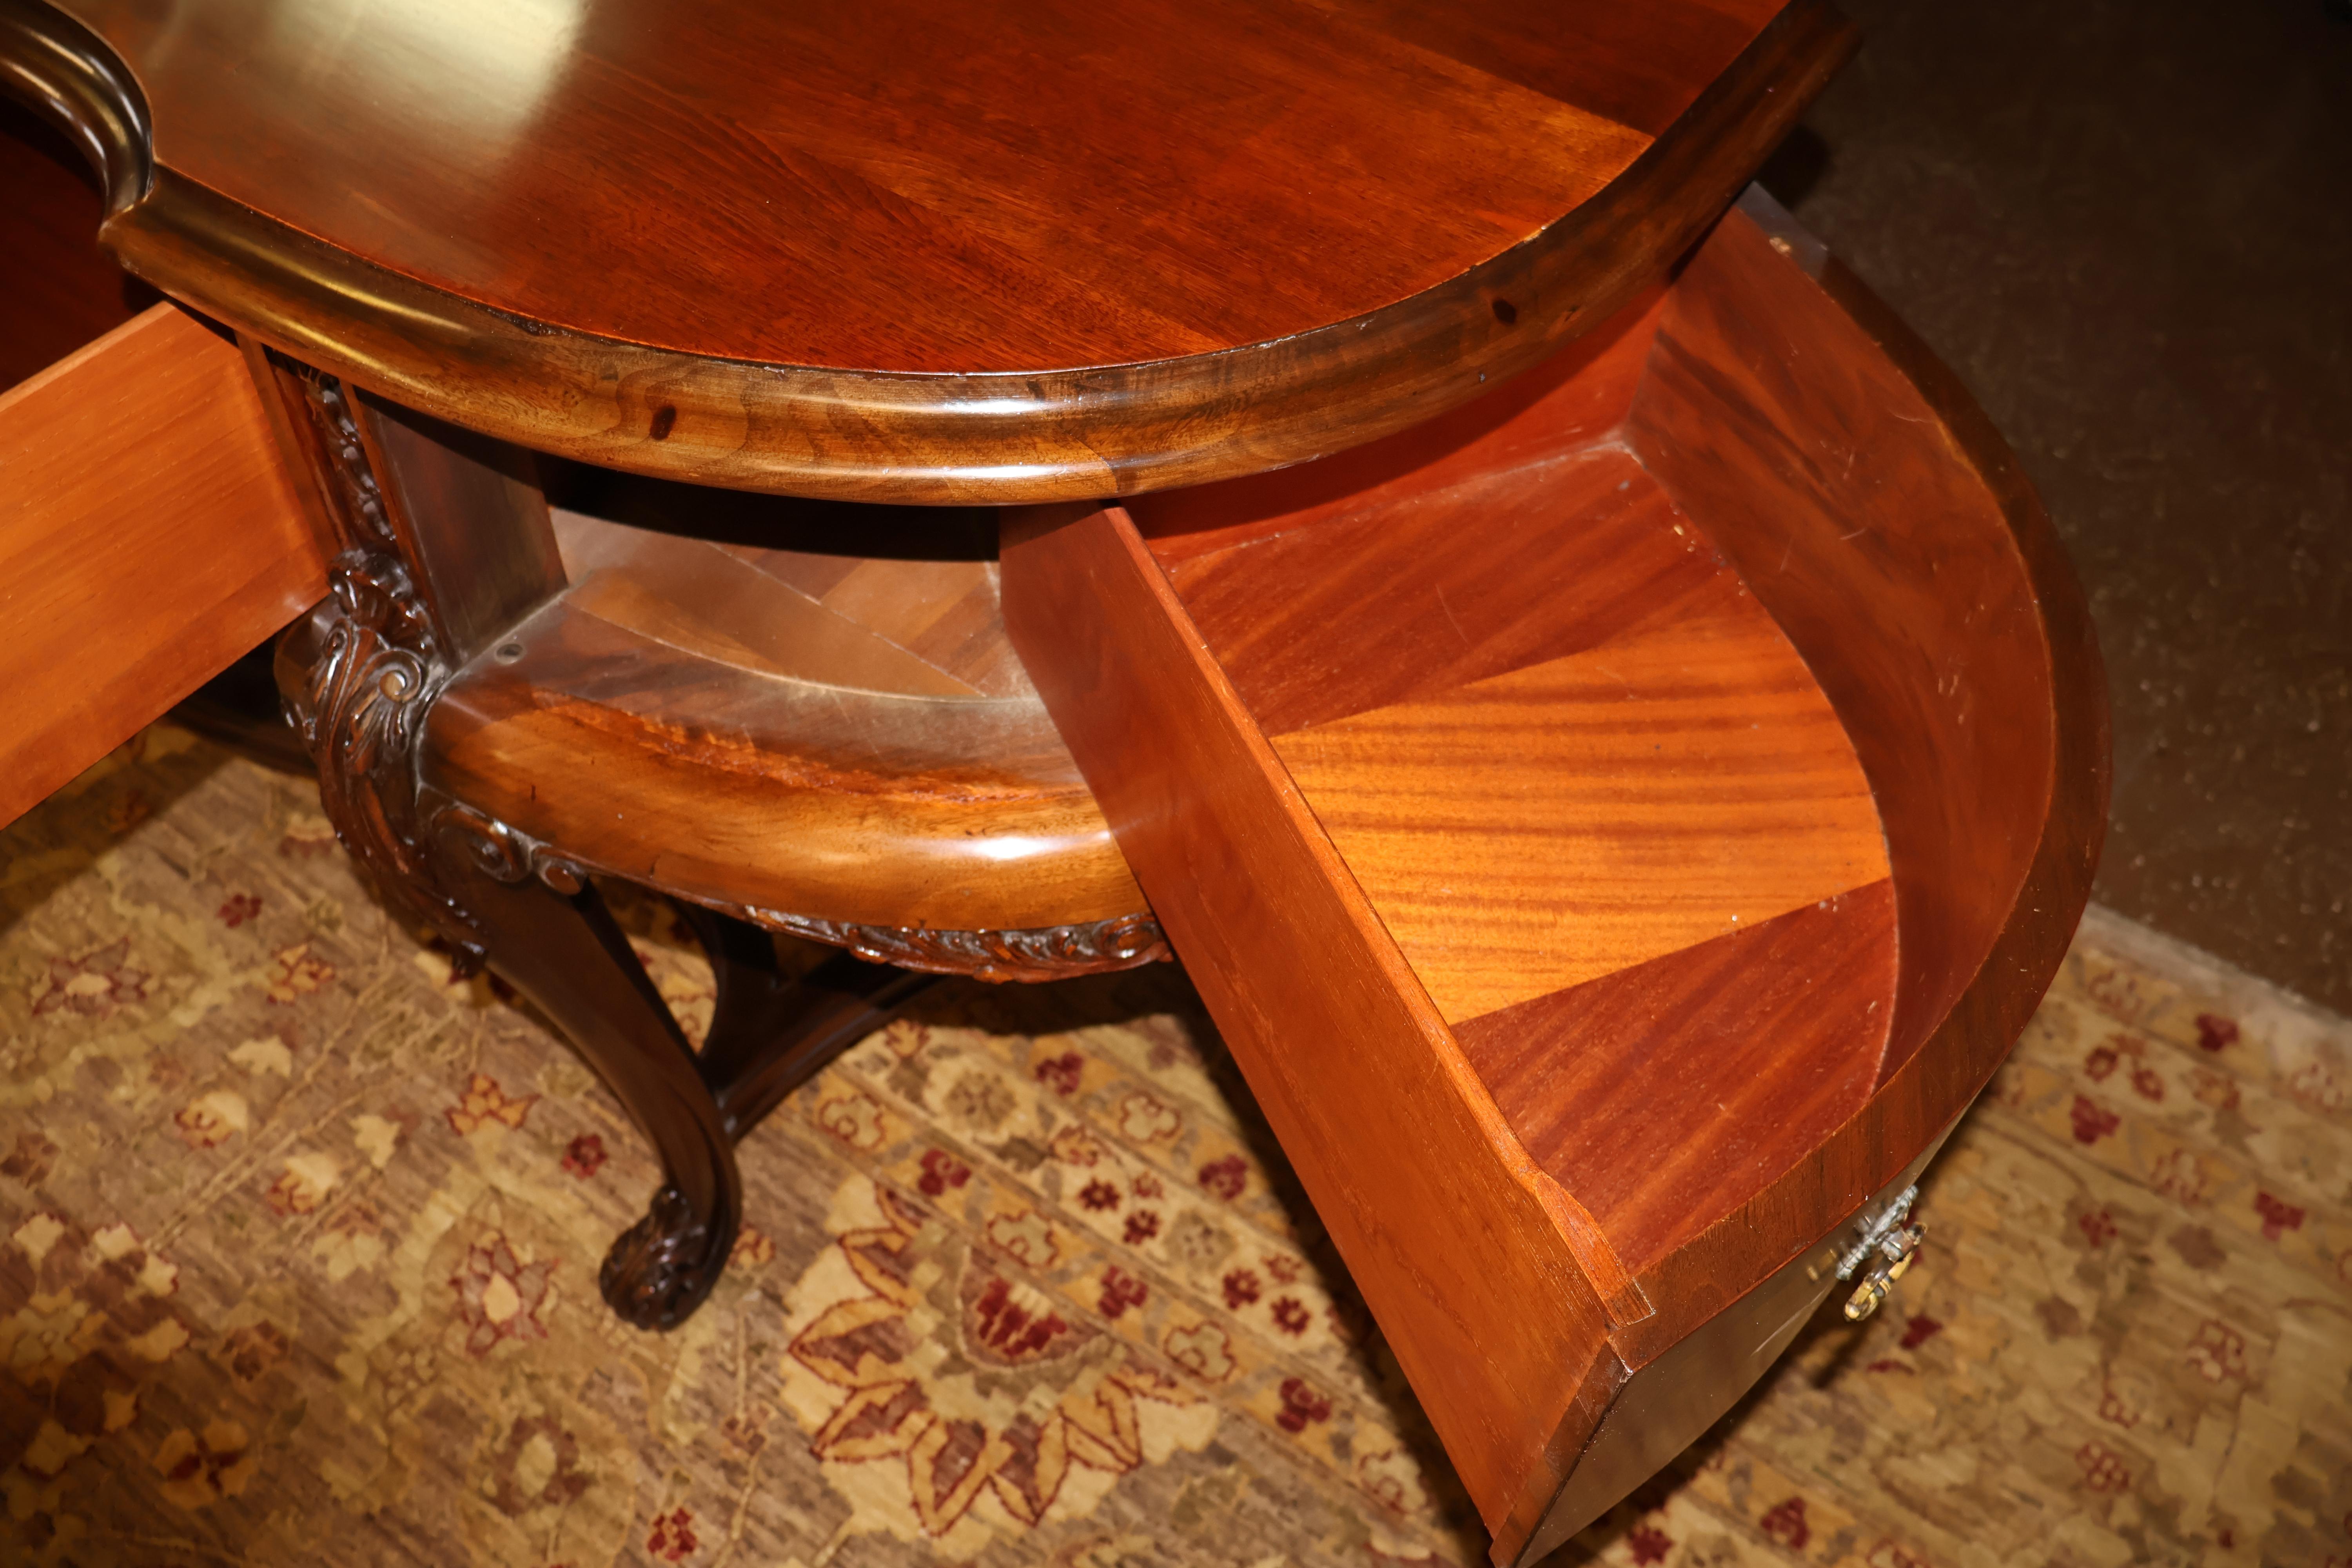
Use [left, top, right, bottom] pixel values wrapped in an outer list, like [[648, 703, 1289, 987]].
[[428, 846, 743, 1329]]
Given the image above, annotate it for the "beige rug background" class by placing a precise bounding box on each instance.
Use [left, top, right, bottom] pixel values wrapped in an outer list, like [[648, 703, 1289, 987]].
[[1, 729, 2346, 1568]]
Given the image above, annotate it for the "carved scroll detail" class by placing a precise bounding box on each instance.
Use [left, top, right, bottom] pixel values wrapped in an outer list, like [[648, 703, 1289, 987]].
[[720, 906, 1170, 983], [426, 797, 590, 896], [283, 546, 488, 966], [293, 370, 398, 549]]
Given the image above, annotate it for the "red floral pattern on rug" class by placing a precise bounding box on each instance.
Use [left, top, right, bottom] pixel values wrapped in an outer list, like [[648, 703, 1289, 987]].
[[2, 732, 2345, 1568], [643, 1506, 697, 1561], [28, 939, 148, 1019], [450, 1236, 557, 1355], [780, 1181, 1216, 1549]]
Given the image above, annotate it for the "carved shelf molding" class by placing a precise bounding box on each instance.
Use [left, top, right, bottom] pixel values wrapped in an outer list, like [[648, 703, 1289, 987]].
[[717, 904, 1171, 984]]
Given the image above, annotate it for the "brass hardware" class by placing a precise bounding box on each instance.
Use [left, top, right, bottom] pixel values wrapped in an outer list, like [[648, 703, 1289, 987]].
[[1837, 1186, 1926, 1322]]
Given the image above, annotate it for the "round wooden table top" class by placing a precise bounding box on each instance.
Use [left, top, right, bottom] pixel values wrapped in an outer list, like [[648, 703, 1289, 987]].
[[5, 0, 1850, 500]]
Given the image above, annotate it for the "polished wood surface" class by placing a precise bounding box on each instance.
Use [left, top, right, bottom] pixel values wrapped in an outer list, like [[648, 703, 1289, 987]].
[[1143, 443, 1889, 1025], [1002, 201, 2106, 1562], [1000, 498, 1632, 1554], [1629, 196, 2066, 1090], [1, 0, 1856, 499], [355, 395, 567, 668], [96, 0, 1673, 371], [421, 491, 1151, 936], [0, 97, 148, 390], [0, 303, 328, 828]]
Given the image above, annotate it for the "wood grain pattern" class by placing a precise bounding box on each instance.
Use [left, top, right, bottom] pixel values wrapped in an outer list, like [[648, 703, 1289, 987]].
[[1629, 194, 2068, 1089], [1000, 500, 1637, 1553], [1, 0, 1856, 500], [108, 0, 1650, 372], [1324, 0, 1781, 138], [49, 0, 1726, 369], [1002, 201, 2106, 1561], [1265, 587, 1888, 1022], [422, 529, 1146, 935], [1149, 444, 1706, 739], [0, 303, 326, 828], [1455, 881, 1896, 1272]]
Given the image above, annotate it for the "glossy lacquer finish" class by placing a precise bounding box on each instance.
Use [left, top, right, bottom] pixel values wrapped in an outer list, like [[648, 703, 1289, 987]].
[[0, 0, 1853, 500], [421, 486, 1153, 938], [1004, 201, 2107, 1563]]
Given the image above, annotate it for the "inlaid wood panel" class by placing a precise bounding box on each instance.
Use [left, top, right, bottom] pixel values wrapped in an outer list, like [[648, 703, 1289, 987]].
[[552, 512, 984, 699], [1158, 445, 1713, 738], [1132, 346, 1887, 1031], [1265, 577, 1888, 1023], [1005, 199, 2104, 1563], [544, 472, 1027, 696], [1455, 880, 1896, 1274]]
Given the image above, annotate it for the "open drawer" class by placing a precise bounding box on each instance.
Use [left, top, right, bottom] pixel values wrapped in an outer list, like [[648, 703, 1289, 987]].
[[0, 106, 328, 827], [1001, 192, 2108, 1564]]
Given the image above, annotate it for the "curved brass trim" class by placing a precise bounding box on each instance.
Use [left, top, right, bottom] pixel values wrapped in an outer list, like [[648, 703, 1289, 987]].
[[1, 0, 1852, 503]]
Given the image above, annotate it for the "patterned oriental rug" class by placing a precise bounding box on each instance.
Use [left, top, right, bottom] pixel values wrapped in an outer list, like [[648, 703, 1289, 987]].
[[2, 728, 2347, 1568]]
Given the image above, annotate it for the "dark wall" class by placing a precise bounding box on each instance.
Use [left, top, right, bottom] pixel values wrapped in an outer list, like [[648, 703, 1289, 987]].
[[1767, 0, 2352, 1009]]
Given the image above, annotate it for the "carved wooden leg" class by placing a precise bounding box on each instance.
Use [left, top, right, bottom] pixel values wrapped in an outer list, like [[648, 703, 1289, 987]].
[[428, 834, 742, 1330], [280, 566, 744, 1328], [261, 365, 937, 1330], [675, 902, 941, 1138]]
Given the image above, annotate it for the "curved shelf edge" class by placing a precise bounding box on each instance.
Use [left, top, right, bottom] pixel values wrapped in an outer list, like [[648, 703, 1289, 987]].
[[0, 0, 1855, 503], [704, 899, 1171, 985]]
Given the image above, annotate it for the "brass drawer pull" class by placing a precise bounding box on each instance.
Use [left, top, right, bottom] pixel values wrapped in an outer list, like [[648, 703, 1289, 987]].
[[1838, 1185, 1927, 1321]]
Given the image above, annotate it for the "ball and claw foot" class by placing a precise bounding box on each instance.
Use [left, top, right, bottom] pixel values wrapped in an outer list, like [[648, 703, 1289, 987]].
[[599, 1185, 735, 1330]]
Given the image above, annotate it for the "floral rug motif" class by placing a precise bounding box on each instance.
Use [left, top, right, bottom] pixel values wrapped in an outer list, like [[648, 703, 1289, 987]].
[[0, 729, 2347, 1568]]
